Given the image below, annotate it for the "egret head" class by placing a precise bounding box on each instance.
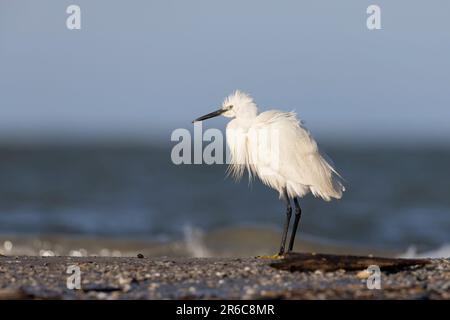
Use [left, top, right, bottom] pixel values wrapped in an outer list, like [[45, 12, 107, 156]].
[[192, 90, 258, 123]]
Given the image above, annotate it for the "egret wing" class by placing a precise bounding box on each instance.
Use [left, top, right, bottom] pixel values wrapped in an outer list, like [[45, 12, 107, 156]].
[[248, 111, 344, 200]]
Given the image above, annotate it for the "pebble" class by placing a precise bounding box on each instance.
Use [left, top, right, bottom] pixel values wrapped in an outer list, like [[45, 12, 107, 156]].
[[356, 270, 371, 279], [0, 256, 447, 299]]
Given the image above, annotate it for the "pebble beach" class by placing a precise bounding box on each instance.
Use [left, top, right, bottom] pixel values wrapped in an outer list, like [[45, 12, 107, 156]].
[[0, 254, 448, 300]]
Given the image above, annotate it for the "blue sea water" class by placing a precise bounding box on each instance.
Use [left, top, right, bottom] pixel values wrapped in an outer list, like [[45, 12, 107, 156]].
[[0, 144, 449, 256]]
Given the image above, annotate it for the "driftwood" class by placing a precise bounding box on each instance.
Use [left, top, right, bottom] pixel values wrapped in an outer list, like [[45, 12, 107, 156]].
[[271, 252, 431, 273]]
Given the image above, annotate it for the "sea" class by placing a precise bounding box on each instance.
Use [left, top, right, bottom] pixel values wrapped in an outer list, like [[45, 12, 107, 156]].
[[0, 144, 449, 258]]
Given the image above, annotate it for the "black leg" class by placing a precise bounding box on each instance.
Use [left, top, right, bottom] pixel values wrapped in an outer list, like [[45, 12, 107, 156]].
[[278, 189, 292, 255], [288, 197, 302, 252]]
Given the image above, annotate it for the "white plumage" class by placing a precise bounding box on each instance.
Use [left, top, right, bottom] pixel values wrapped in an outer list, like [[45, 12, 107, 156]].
[[223, 91, 344, 201]]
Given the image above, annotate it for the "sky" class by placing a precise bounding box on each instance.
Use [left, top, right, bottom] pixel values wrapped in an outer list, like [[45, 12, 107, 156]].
[[1, 0, 449, 145]]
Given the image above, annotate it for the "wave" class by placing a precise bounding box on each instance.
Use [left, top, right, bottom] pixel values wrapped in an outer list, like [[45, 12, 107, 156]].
[[1, 226, 448, 258], [398, 244, 450, 259]]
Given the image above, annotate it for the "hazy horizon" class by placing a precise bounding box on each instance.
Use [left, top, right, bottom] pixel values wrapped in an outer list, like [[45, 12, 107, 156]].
[[1, 1, 449, 145]]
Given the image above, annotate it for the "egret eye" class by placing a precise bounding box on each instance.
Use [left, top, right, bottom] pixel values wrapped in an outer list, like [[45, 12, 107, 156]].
[[227, 105, 233, 110]]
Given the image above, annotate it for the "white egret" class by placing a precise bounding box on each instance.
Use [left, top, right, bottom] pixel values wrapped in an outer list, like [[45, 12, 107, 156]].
[[193, 90, 345, 255]]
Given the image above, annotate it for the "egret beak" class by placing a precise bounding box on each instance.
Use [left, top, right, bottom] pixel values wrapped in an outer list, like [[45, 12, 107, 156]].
[[192, 108, 225, 123]]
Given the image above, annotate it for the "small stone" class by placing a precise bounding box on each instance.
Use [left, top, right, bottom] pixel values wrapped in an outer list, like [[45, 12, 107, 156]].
[[137, 253, 144, 259], [356, 269, 371, 279], [96, 292, 108, 300], [188, 286, 196, 293], [148, 283, 160, 290]]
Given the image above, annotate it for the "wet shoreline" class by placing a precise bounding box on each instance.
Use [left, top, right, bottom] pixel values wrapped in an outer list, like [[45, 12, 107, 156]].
[[0, 230, 401, 258], [0, 255, 448, 299]]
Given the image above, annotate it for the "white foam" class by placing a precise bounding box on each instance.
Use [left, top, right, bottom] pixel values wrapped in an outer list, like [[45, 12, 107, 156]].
[[183, 225, 210, 258], [398, 244, 450, 259]]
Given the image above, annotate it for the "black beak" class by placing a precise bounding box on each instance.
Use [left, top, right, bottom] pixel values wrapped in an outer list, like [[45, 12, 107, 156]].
[[192, 108, 225, 123]]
